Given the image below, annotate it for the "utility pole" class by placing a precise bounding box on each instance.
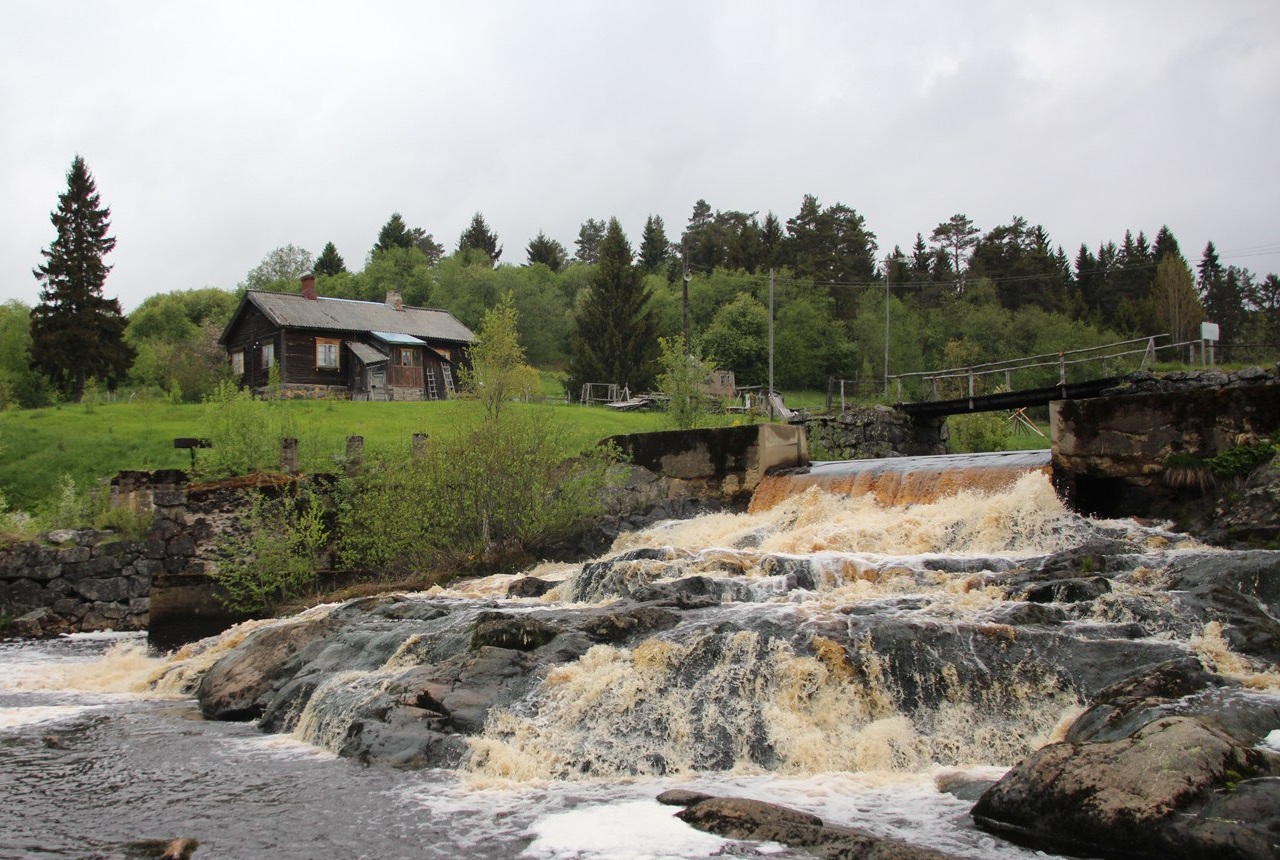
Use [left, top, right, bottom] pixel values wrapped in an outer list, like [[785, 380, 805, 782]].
[[681, 238, 691, 351], [884, 255, 891, 399], [768, 268, 775, 419]]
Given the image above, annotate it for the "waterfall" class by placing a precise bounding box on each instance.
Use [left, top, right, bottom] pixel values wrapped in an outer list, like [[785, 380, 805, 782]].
[[750, 450, 1053, 512]]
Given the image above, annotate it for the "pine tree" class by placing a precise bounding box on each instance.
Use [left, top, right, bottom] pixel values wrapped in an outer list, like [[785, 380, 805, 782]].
[[29, 156, 134, 401], [929, 213, 980, 292], [566, 218, 658, 396], [525, 231, 568, 272], [638, 215, 672, 272], [457, 212, 502, 265], [314, 242, 347, 276]]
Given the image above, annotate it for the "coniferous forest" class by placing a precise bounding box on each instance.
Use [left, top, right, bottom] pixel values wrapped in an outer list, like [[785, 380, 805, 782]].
[[3, 185, 1278, 409]]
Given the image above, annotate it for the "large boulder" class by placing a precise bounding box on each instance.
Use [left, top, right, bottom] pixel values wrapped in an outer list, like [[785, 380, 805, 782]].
[[972, 659, 1280, 859]]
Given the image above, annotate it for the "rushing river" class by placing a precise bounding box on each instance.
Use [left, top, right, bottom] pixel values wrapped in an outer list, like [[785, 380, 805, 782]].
[[0, 632, 1047, 859], [3, 457, 1258, 860]]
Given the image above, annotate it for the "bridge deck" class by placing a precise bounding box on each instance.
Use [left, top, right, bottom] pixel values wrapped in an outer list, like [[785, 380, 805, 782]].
[[897, 377, 1121, 419]]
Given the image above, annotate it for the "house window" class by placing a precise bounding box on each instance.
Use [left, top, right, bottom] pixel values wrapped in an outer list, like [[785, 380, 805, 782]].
[[398, 347, 421, 367], [230, 350, 245, 375], [316, 338, 340, 370], [262, 342, 275, 369]]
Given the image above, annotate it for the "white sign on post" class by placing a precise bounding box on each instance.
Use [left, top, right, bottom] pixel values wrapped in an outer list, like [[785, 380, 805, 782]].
[[1200, 321, 1220, 342]]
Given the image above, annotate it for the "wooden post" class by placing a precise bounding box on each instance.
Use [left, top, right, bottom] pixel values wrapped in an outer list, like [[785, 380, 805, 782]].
[[412, 433, 429, 459], [345, 435, 364, 477], [280, 437, 298, 474]]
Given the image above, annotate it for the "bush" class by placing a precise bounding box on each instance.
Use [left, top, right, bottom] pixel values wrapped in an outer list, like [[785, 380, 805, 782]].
[[198, 378, 315, 478], [948, 412, 1012, 453], [337, 410, 620, 576], [212, 486, 328, 614]]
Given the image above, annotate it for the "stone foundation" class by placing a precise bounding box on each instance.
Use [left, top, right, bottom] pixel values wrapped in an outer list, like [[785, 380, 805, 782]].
[[1052, 380, 1280, 518]]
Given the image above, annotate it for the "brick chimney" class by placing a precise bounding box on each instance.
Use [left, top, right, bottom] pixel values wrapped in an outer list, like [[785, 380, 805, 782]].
[[386, 289, 404, 311], [300, 274, 318, 301]]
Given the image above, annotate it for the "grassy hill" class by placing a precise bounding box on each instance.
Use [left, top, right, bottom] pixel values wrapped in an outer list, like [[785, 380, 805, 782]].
[[0, 397, 702, 513]]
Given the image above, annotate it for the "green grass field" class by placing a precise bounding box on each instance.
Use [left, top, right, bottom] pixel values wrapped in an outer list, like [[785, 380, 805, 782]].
[[0, 398, 702, 512]]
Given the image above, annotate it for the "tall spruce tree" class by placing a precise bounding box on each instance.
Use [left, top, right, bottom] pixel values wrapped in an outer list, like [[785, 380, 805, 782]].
[[638, 214, 672, 272], [457, 212, 502, 265], [525, 231, 568, 271], [29, 156, 134, 400], [566, 218, 658, 397], [314, 242, 347, 276]]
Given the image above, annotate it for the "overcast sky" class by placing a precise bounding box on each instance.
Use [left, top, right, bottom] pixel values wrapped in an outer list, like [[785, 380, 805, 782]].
[[2, 1, 1278, 312]]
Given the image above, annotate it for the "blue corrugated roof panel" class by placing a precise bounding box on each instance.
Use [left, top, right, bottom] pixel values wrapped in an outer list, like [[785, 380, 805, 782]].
[[371, 331, 427, 346]]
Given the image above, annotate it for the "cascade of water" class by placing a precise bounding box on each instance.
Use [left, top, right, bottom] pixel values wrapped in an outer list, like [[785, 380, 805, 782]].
[[750, 450, 1053, 512]]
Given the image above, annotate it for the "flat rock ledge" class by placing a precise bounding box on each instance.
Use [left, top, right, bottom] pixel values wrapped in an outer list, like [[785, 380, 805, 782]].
[[660, 792, 962, 860]]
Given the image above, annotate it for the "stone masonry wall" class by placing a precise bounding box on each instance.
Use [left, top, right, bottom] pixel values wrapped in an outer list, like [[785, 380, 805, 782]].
[[802, 405, 948, 460], [1, 529, 158, 637]]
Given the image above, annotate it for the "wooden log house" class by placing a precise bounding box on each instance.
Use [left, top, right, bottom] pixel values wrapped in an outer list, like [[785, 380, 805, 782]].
[[218, 275, 475, 401]]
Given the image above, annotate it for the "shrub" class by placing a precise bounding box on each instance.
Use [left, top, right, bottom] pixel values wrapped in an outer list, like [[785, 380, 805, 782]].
[[198, 380, 311, 478], [656, 336, 717, 431], [1207, 442, 1277, 480], [337, 410, 620, 576], [948, 412, 1012, 453], [212, 485, 328, 614]]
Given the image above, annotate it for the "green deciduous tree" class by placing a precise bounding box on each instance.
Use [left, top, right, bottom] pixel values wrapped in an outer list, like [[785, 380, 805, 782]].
[[567, 218, 658, 396], [240, 244, 314, 292], [1150, 254, 1203, 344], [656, 336, 716, 430], [0, 300, 46, 408], [461, 294, 540, 423], [29, 156, 134, 400], [361, 246, 435, 308], [125, 288, 239, 401], [702, 293, 769, 386]]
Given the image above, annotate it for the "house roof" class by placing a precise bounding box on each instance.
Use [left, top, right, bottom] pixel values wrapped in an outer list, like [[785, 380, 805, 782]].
[[221, 290, 475, 345], [346, 341, 388, 366]]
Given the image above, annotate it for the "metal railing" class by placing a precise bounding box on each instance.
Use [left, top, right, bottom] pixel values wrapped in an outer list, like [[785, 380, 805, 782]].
[[887, 334, 1201, 403]]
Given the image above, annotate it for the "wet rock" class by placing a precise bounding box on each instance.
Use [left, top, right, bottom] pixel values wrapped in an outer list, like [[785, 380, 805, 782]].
[[973, 659, 1280, 860], [676, 796, 961, 859], [656, 788, 714, 806], [1029, 537, 1144, 578], [569, 548, 681, 602], [506, 576, 555, 598], [11, 607, 51, 637], [1210, 459, 1280, 545], [471, 613, 563, 651], [933, 771, 996, 803], [198, 616, 340, 720], [1021, 575, 1112, 604], [122, 837, 200, 859], [630, 575, 752, 606]]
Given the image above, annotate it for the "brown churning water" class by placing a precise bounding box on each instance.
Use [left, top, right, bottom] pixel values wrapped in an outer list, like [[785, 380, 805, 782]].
[[749, 450, 1054, 513]]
